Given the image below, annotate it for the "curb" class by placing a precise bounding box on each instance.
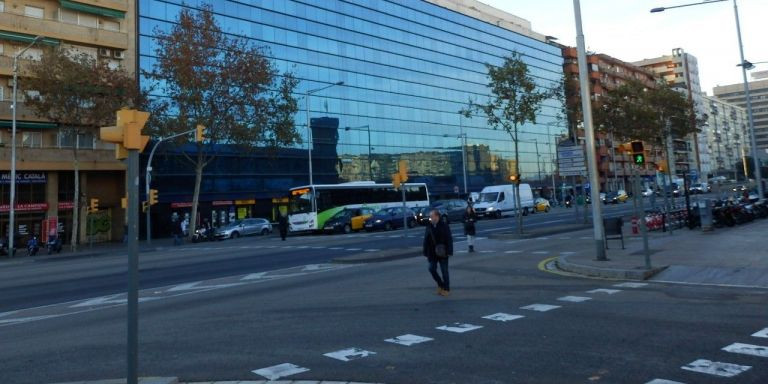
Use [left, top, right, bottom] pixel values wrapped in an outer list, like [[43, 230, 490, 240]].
[[488, 224, 592, 240], [556, 254, 668, 280], [332, 246, 422, 264]]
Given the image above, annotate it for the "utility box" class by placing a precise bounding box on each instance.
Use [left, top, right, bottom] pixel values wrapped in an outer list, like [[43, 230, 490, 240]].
[[699, 199, 713, 231]]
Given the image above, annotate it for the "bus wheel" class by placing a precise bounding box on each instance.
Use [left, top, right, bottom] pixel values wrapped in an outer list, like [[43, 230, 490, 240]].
[[343, 224, 352, 234]]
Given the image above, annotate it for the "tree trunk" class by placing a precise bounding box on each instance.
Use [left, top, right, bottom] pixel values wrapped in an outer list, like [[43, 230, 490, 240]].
[[189, 150, 204, 241], [514, 126, 523, 234], [70, 149, 79, 252]]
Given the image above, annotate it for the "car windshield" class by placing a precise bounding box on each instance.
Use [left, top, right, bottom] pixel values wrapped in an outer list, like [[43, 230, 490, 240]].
[[330, 210, 349, 219], [375, 209, 391, 216], [478, 192, 498, 202]]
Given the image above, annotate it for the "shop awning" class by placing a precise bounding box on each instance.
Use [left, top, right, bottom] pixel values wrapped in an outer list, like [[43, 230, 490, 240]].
[[0, 31, 59, 46], [60, 0, 125, 19], [0, 120, 58, 129]]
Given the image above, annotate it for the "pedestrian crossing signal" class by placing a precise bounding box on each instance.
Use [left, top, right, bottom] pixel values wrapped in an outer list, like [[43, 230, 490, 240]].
[[633, 153, 645, 165]]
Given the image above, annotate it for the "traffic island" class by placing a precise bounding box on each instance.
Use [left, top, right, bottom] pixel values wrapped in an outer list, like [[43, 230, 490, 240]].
[[489, 223, 592, 240]]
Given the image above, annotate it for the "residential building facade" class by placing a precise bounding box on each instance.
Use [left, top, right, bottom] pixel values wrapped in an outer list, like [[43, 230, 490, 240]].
[[0, 0, 135, 244], [713, 79, 768, 160], [701, 95, 750, 180]]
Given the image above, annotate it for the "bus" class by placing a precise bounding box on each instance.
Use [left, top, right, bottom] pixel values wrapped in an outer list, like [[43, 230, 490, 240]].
[[288, 182, 430, 232]]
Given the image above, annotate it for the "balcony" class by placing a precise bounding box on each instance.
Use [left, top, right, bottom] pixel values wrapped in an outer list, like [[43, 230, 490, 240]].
[[0, 145, 124, 171], [0, 100, 48, 122], [0, 11, 129, 51]]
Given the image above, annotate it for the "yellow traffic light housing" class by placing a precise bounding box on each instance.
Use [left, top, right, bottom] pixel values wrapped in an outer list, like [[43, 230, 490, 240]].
[[657, 160, 668, 173], [121, 197, 127, 209], [149, 189, 159, 205], [90, 198, 99, 213], [398, 159, 408, 183], [509, 174, 519, 184], [195, 124, 206, 142], [392, 173, 401, 189], [100, 109, 151, 158]]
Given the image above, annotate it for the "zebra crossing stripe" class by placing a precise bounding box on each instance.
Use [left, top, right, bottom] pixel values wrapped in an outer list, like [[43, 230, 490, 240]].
[[645, 380, 685, 384], [482, 313, 524, 322], [557, 296, 592, 303], [587, 288, 622, 294], [384, 334, 433, 346], [504, 250, 522, 254], [532, 251, 549, 255], [520, 304, 561, 312], [680, 359, 751, 377], [252, 363, 309, 380], [323, 347, 376, 362], [722, 342, 768, 357], [436, 323, 483, 333], [752, 328, 768, 338]]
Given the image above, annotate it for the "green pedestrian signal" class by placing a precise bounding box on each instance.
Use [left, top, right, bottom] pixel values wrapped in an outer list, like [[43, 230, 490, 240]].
[[633, 153, 645, 165]]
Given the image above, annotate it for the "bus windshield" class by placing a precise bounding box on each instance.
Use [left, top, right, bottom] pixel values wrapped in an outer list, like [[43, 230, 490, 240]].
[[289, 188, 313, 214]]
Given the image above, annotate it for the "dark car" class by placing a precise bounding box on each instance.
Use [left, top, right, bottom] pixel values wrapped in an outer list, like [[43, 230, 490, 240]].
[[363, 206, 416, 231], [604, 192, 619, 204], [430, 199, 468, 224], [323, 209, 356, 234], [414, 206, 432, 225]]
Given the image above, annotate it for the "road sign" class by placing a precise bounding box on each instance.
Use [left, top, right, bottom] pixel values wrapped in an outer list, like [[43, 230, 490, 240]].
[[689, 169, 698, 181], [557, 142, 586, 176]]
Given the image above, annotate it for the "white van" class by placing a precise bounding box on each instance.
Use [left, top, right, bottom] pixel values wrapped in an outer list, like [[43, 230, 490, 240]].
[[473, 184, 534, 218]]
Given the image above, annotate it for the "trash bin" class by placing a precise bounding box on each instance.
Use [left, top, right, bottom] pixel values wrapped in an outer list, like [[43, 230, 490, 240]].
[[602, 217, 624, 249]]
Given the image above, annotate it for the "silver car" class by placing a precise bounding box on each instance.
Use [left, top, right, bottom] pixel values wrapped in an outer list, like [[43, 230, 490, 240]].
[[214, 218, 272, 239]]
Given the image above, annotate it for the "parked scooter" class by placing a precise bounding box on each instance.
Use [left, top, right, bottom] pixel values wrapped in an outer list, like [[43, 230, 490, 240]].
[[26, 235, 40, 257], [46, 235, 62, 254]]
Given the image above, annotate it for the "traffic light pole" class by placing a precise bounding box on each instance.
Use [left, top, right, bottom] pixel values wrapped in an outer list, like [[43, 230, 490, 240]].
[[127, 149, 139, 384]]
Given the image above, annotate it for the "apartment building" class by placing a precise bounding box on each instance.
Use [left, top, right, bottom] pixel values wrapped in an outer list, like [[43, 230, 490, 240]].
[[0, 0, 135, 245], [701, 95, 750, 180], [713, 79, 768, 160]]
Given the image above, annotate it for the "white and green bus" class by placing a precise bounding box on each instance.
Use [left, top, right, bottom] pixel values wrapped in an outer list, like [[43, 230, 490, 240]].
[[288, 182, 430, 232]]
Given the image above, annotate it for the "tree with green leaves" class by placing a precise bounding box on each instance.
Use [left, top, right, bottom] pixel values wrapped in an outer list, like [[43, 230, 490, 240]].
[[24, 47, 140, 251], [462, 51, 556, 234], [144, 4, 299, 237]]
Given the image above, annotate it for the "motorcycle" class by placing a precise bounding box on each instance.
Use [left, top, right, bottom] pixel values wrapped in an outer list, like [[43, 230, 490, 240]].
[[47, 236, 62, 254], [564, 199, 573, 208], [26, 237, 40, 257], [192, 227, 212, 243]]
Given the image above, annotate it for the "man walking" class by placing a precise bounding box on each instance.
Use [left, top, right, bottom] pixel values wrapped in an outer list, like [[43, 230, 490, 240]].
[[423, 209, 453, 296], [278, 212, 289, 241]]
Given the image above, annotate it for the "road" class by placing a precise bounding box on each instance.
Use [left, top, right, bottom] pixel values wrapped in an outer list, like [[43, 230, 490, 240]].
[[5, 197, 761, 384]]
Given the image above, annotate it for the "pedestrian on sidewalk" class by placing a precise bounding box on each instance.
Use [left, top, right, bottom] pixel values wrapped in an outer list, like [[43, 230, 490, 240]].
[[463, 203, 477, 252], [172, 217, 183, 246], [423, 209, 453, 296], [278, 212, 289, 241]]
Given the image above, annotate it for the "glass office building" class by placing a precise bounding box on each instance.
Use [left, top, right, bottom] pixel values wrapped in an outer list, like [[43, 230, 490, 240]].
[[138, 0, 564, 223]]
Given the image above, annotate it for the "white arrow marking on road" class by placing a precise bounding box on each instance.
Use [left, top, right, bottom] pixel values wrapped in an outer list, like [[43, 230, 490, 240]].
[[587, 288, 622, 294], [70, 295, 126, 308], [167, 281, 244, 292], [752, 328, 768, 338], [436, 323, 483, 333], [482, 313, 524, 322], [723, 342, 768, 357], [521, 304, 561, 312], [681, 359, 751, 377], [323, 348, 376, 361], [302, 264, 337, 271], [242, 272, 269, 280], [614, 282, 648, 288], [558, 296, 592, 303], [252, 363, 309, 380], [385, 334, 433, 346]]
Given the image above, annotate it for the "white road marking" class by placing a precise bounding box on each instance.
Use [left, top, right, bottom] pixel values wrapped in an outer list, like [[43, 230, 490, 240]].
[[536, 237, 550, 240], [167, 281, 244, 292], [436, 323, 483, 333], [384, 334, 433, 346], [722, 342, 768, 357], [505, 240, 523, 244], [558, 237, 572, 240], [364, 249, 380, 252], [480, 250, 493, 253], [457, 250, 468, 253], [521, 304, 561, 312], [559, 251, 576, 256], [328, 247, 343, 250], [504, 250, 522, 254], [681, 359, 751, 377], [69, 295, 126, 308], [0, 315, 58, 325], [558, 296, 592, 303], [532, 251, 549, 255], [579, 236, 592, 240], [587, 288, 622, 294], [324, 348, 376, 361], [752, 328, 768, 338], [482, 313, 525, 322], [241, 272, 269, 280], [614, 282, 648, 288], [345, 248, 362, 251], [645, 380, 685, 384], [310, 246, 324, 249], [252, 363, 309, 380]]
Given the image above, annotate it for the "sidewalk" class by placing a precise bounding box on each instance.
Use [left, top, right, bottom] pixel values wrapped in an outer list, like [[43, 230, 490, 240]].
[[556, 217, 768, 287], [52, 378, 380, 384]]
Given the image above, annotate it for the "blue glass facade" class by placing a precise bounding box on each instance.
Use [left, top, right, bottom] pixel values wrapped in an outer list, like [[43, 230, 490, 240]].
[[138, 0, 564, 208]]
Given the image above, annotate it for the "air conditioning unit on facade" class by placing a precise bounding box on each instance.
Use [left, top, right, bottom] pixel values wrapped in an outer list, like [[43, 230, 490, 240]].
[[112, 50, 125, 59], [97, 48, 110, 57]]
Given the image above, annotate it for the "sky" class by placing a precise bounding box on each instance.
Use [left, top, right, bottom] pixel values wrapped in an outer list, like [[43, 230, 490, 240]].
[[479, 0, 768, 94]]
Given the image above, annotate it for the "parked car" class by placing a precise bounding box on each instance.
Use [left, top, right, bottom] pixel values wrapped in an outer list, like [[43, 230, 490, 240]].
[[641, 188, 655, 197], [430, 199, 468, 224], [689, 183, 710, 194], [615, 190, 629, 203], [349, 207, 376, 231], [363, 206, 416, 231], [414, 206, 432, 225], [323, 207, 376, 233], [214, 218, 272, 239], [585, 192, 606, 205], [533, 197, 550, 213]]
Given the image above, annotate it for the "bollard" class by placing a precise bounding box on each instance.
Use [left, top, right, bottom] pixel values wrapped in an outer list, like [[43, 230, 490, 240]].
[[631, 217, 639, 235]]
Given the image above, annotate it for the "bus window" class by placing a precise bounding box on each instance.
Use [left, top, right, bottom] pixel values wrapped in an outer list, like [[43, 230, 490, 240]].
[[289, 190, 313, 214]]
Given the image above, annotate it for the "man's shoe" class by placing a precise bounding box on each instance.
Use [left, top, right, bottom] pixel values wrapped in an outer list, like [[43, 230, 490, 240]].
[[437, 286, 443, 294], [439, 289, 451, 297]]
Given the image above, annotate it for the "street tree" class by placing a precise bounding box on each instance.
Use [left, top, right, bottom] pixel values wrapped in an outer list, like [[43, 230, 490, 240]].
[[144, 4, 299, 237], [462, 51, 556, 234], [23, 46, 140, 251]]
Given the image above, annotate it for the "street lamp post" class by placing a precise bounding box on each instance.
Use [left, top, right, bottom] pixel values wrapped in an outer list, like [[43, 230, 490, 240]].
[[345, 125, 372, 180], [8, 35, 42, 257], [305, 81, 343, 186], [444, 132, 468, 196], [651, 0, 764, 200]]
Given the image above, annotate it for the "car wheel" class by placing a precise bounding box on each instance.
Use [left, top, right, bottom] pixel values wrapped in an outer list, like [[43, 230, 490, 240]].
[[261, 228, 269, 236], [495, 211, 502, 219], [231, 232, 239, 239], [545, 206, 550, 213], [407, 219, 415, 228], [523, 207, 529, 216], [343, 224, 352, 234], [384, 222, 392, 231]]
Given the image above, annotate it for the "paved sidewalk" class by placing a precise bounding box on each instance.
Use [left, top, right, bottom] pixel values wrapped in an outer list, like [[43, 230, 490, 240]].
[[557, 217, 768, 287], [52, 378, 380, 384]]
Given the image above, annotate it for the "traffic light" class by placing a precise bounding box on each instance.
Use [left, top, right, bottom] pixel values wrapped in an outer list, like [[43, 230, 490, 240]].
[[195, 124, 205, 142], [633, 152, 646, 165], [90, 198, 99, 213], [100, 109, 151, 159], [509, 174, 519, 184], [398, 159, 408, 183], [630, 141, 645, 166], [657, 160, 668, 173], [149, 189, 159, 205], [121, 197, 127, 209], [391, 173, 402, 189]]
